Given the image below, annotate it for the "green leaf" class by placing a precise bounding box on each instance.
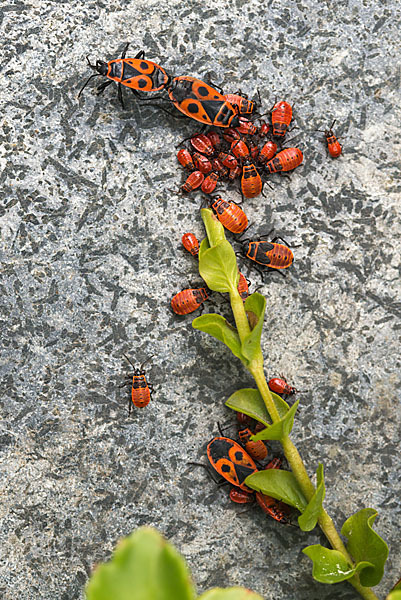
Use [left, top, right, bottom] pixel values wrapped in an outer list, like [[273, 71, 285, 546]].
[[198, 588, 264, 600], [251, 400, 298, 441], [86, 527, 195, 600], [393, 578, 401, 591], [225, 388, 289, 427], [298, 463, 325, 531], [199, 210, 238, 293], [341, 508, 389, 587], [192, 314, 244, 361], [199, 240, 239, 293], [201, 208, 226, 247], [302, 545, 373, 584], [245, 469, 308, 512], [387, 592, 401, 600], [241, 293, 266, 362]]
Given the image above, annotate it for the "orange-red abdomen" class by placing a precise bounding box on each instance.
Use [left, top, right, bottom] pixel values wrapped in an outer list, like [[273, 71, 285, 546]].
[[237, 272, 249, 301], [171, 288, 209, 315], [231, 139, 250, 159], [255, 492, 291, 523], [237, 116, 258, 136], [218, 152, 238, 170], [268, 377, 298, 395], [182, 233, 200, 257], [319, 120, 342, 158], [326, 134, 342, 158], [193, 152, 212, 174], [229, 488, 254, 504], [259, 141, 278, 164], [238, 427, 268, 460], [211, 158, 229, 177], [201, 172, 219, 194], [258, 121, 271, 137], [211, 198, 248, 234], [223, 93, 255, 115], [177, 148, 195, 171], [206, 131, 223, 150], [223, 128, 241, 143], [228, 165, 242, 180], [182, 170, 204, 192], [241, 161, 262, 198], [120, 355, 154, 414], [189, 133, 215, 156], [131, 374, 151, 408], [246, 241, 293, 269], [264, 148, 303, 173], [271, 100, 293, 137]]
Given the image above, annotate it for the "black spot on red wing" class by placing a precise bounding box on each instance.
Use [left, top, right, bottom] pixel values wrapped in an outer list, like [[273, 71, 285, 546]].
[[187, 102, 200, 114], [140, 61, 149, 70], [138, 78, 148, 89], [221, 463, 231, 473], [198, 86, 209, 97], [208, 438, 235, 464], [234, 450, 245, 461]]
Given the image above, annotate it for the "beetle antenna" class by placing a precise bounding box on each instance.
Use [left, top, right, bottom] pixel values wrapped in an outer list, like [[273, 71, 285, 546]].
[[123, 354, 136, 369], [140, 355, 154, 371]]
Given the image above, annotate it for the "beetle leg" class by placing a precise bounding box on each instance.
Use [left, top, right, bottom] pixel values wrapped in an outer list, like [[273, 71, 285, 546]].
[[96, 80, 113, 95], [121, 42, 130, 59], [117, 83, 125, 109]]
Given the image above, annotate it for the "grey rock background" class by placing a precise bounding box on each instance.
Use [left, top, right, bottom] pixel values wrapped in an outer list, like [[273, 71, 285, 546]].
[[0, 1, 400, 599]]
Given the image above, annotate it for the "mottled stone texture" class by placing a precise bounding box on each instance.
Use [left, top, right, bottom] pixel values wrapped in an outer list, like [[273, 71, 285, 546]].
[[0, 1, 400, 599]]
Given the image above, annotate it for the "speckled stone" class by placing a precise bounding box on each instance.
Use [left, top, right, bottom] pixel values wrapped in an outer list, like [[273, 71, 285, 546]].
[[0, 1, 400, 599]]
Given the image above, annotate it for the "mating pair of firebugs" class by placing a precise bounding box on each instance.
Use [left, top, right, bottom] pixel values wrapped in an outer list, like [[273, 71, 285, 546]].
[[79, 43, 240, 128]]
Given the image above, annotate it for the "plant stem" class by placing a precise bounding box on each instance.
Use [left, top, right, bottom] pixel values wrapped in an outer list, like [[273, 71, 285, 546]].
[[229, 291, 251, 339], [230, 288, 380, 600]]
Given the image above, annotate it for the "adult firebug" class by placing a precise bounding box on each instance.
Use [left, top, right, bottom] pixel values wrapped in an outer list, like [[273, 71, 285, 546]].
[[207, 436, 259, 492], [167, 76, 240, 128], [79, 43, 171, 108]]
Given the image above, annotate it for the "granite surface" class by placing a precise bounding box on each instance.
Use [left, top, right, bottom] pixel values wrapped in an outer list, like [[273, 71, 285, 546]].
[[0, 1, 400, 599]]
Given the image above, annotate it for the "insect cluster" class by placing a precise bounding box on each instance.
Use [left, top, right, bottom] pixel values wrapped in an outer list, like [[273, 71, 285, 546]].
[[176, 101, 304, 201], [170, 98, 305, 316], [78, 46, 338, 450]]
